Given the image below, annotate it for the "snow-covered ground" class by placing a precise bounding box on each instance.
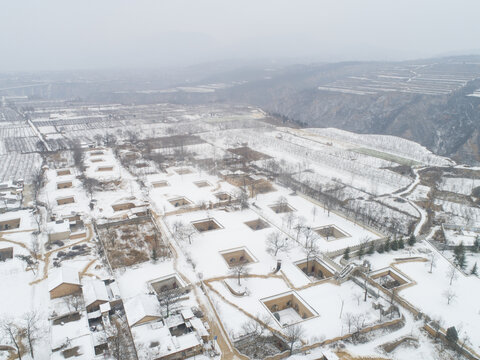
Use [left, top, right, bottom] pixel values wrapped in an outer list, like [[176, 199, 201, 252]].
[[395, 251, 480, 352], [439, 177, 480, 196], [2, 102, 480, 359]]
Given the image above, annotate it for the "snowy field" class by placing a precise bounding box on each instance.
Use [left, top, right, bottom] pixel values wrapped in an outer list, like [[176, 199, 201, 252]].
[[439, 177, 480, 196], [395, 252, 480, 351]]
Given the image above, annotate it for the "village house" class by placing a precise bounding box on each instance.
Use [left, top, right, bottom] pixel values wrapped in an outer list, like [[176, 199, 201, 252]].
[[48, 267, 82, 299], [82, 278, 122, 312], [0, 246, 13, 261], [124, 294, 162, 327], [0, 216, 20, 230], [46, 219, 71, 242], [131, 322, 204, 360]]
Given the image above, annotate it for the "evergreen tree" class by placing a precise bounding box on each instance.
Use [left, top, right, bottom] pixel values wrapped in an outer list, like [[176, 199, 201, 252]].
[[474, 237, 480, 253], [151, 247, 158, 263], [367, 242, 375, 255], [471, 262, 478, 276], [454, 242, 466, 269], [391, 239, 399, 251], [343, 247, 350, 260], [358, 244, 364, 259], [384, 238, 391, 252], [377, 244, 385, 254], [446, 326, 458, 344], [408, 234, 416, 246], [398, 238, 405, 249]]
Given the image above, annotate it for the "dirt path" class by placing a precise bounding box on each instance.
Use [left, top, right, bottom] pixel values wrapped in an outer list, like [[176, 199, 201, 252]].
[[152, 212, 245, 360], [0, 237, 33, 254], [335, 351, 391, 360], [79, 258, 97, 278]]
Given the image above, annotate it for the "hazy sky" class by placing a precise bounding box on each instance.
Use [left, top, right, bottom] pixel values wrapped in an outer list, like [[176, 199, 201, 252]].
[[1, 0, 480, 71]]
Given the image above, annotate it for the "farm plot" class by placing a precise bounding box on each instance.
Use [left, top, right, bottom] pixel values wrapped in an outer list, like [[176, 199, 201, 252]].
[[0, 153, 42, 182], [4, 136, 41, 153], [96, 218, 168, 269], [305, 127, 452, 167], [45, 137, 72, 151], [438, 177, 480, 196], [203, 128, 411, 194], [0, 125, 36, 138], [228, 146, 271, 161], [352, 148, 420, 166]]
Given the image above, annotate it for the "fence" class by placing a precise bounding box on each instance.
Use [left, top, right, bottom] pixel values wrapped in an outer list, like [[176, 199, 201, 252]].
[[424, 323, 480, 360], [95, 215, 151, 229]]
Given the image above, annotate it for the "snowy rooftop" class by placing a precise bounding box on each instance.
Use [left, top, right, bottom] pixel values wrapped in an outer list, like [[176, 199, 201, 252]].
[[131, 323, 202, 360], [48, 266, 81, 292], [124, 293, 162, 327], [46, 219, 70, 234], [82, 279, 109, 308]]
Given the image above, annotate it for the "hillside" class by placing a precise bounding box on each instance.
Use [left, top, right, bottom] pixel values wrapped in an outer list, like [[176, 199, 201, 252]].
[[98, 57, 480, 164]]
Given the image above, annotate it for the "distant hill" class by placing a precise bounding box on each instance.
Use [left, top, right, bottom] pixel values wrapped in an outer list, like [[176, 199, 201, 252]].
[[6, 56, 480, 164], [129, 56, 480, 164]]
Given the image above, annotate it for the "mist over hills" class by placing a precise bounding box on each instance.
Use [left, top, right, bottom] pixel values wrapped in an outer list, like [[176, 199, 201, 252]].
[[2, 55, 480, 164]]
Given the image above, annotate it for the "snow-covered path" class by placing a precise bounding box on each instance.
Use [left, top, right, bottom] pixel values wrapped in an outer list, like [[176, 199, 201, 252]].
[[396, 166, 429, 237], [152, 212, 245, 360]]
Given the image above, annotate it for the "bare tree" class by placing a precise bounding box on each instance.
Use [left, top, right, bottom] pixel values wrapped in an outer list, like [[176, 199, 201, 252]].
[[176, 224, 196, 245], [265, 231, 291, 256], [24, 311, 42, 359], [351, 314, 365, 341], [459, 332, 471, 353], [125, 130, 139, 144], [431, 318, 444, 342], [0, 319, 23, 360], [16, 254, 37, 275], [301, 227, 317, 248], [30, 232, 41, 261], [106, 316, 132, 360], [352, 292, 362, 306], [158, 288, 183, 318], [235, 189, 249, 209], [32, 167, 44, 207], [443, 289, 457, 305], [282, 212, 296, 230], [229, 262, 251, 286], [429, 252, 437, 273], [171, 220, 184, 234], [302, 240, 320, 276], [343, 312, 354, 333], [293, 216, 307, 241], [240, 314, 273, 357], [32, 208, 42, 232], [105, 230, 116, 247], [83, 177, 100, 201], [285, 323, 304, 355], [63, 293, 84, 312], [447, 266, 459, 286]]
